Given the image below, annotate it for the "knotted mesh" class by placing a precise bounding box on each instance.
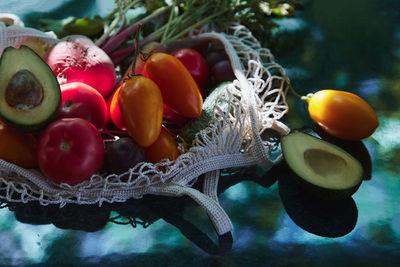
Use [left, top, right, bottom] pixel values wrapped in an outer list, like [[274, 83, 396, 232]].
[[0, 22, 290, 235]]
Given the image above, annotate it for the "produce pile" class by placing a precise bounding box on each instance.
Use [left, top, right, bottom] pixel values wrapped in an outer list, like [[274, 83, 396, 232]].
[[0, 0, 379, 229], [0, 0, 299, 186]]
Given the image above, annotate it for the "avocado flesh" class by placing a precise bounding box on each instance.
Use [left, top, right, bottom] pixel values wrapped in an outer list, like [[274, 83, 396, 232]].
[[0, 45, 61, 132], [308, 124, 372, 180], [281, 131, 363, 192]]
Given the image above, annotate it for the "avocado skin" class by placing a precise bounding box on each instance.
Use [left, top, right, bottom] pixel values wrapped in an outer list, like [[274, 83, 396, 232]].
[[181, 82, 231, 145], [0, 102, 60, 133], [302, 125, 372, 180], [0, 45, 61, 133], [280, 130, 364, 200]]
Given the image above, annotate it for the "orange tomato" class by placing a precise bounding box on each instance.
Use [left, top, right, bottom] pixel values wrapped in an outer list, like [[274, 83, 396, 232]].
[[306, 90, 379, 140], [143, 52, 203, 119], [118, 76, 163, 147], [145, 127, 180, 164], [107, 86, 127, 131], [0, 120, 38, 168]]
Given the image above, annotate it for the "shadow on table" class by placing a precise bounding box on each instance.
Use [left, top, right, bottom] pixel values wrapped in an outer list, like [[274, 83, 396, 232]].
[[1, 132, 371, 254], [1, 167, 276, 255]]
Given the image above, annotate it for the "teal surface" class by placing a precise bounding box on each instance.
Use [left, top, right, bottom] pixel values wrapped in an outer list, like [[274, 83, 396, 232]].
[[1, 1, 400, 266]]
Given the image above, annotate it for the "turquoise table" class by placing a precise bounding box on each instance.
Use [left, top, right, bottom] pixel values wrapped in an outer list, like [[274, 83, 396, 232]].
[[1, 1, 399, 266]]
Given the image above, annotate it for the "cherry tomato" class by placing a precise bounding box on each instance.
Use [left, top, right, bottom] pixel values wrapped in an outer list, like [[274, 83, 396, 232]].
[[145, 127, 180, 164], [0, 120, 37, 168], [118, 76, 163, 147], [306, 90, 379, 140], [171, 48, 209, 89], [106, 86, 127, 131], [37, 118, 105, 185], [58, 82, 108, 130], [143, 52, 203, 119]]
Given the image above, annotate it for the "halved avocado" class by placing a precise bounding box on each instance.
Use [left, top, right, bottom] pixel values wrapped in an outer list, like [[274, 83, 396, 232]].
[[305, 124, 372, 180], [281, 130, 363, 199], [0, 45, 61, 132]]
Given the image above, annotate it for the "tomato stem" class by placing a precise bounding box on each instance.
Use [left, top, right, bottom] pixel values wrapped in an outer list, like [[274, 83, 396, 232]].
[[286, 78, 312, 102], [60, 141, 70, 151], [285, 79, 301, 99], [130, 23, 142, 78], [302, 93, 314, 103]]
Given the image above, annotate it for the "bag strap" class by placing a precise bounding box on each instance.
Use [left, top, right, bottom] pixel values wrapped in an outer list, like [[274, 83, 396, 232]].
[[160, 209, 233, 254], [203, 170, 220, 202], [149, 184, 233, 235]]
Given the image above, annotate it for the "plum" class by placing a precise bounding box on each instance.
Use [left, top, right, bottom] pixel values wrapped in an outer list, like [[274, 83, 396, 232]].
[[104, 137, 145, 174]]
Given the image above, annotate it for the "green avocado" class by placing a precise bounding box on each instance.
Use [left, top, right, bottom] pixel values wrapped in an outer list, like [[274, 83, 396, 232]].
[[181, 81, 232, 145], [0, 45, 61, 132], [280, 130, 364, 200]]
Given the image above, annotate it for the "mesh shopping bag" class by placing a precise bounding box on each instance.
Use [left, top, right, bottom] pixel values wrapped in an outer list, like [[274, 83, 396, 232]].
[[0, 21, 291, 236]]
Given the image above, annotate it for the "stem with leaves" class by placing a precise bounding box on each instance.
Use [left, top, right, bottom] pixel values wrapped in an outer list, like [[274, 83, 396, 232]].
[[107, 0, 230, 65], [101, 6, 171, 54]]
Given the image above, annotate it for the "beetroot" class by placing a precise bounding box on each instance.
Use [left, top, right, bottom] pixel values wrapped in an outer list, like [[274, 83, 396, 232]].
[[45, 35, 117, 99]]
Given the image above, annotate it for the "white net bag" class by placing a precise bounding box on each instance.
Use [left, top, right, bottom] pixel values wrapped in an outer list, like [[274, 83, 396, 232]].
[[0, 20, 58, 55], [0, 22, 290, 235]]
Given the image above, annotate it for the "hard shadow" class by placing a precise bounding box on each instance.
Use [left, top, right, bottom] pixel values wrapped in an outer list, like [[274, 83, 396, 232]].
[[277, 160, 358, 238]]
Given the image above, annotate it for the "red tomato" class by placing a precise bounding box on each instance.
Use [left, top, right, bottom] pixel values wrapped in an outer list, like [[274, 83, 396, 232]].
[[58, 82, 108, 130], [37, 118, 105, 185], [143, 52, 203, 119], [144, 127, 180, 164], [118, 76, 164, 147], [106, 86, 127, 131], [171, 48, 209, 89]]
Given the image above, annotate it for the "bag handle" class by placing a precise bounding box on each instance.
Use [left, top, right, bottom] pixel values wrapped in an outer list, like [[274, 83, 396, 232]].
[[149, 184, 233, 235], [160, 209, 233, 254]]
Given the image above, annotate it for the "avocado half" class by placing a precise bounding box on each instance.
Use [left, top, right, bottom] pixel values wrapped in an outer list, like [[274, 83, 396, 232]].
[[305, 124, 372, 180], [0, 45, 61, 132], [281, 130, 363, 199]]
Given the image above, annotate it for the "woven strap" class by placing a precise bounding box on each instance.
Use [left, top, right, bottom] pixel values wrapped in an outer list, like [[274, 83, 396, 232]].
[[203, 170, 220, 202], [149, 184, 233, 235]]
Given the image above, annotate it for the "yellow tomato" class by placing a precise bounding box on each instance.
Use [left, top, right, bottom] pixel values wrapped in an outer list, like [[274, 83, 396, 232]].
[[118, 76, 163, 147], [305, 90, 379, 140]]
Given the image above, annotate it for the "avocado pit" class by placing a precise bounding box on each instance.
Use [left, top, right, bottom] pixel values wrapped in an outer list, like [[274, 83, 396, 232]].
[[5, 69, 44, 110]]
